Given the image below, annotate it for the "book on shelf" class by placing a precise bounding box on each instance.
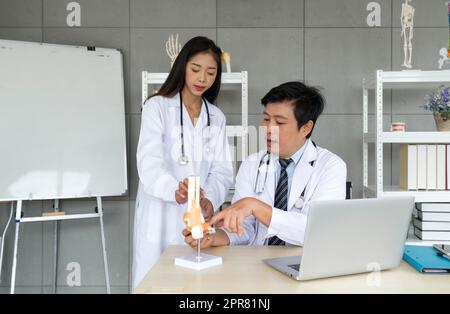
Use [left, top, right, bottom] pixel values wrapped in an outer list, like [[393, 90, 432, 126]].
[[416, 211, 450, 222], [399, 144, 449, 191], [416, 203, 450, 212], [448, 145, 450, 190], [414, 227, 450, 241], [413, 217, 450, 231], [438, 145, 446, 190], [417, 145, 427, 190], [427, 145, 437, 190], [400, 144, 417, 190]]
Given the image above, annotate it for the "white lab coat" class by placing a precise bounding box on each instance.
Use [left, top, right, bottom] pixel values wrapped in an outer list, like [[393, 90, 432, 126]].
[[132, 93, 233, 289], [225, 140, 347, 247]]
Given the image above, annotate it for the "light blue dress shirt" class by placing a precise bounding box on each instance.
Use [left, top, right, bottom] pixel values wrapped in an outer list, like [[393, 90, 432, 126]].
[[274, 139, 309, 196]]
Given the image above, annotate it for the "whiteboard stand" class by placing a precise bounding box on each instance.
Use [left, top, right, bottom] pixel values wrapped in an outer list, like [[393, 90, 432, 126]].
[[9, 197, 111, 294], [10, 200, 21, 294], [52, 199, 59, 294], [0, 40, 126, 294], [0, 202, 13, 285]]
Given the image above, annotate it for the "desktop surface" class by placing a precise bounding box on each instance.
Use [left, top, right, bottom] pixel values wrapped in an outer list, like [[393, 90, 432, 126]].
[[134, 245, 450, 294]]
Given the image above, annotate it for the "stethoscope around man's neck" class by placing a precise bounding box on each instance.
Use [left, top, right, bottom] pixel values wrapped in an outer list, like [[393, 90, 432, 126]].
[[254, 141, 317, 210], [178, 92, 211, 166]]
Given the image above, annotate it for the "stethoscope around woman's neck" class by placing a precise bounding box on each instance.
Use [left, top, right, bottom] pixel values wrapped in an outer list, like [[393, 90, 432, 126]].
[[178, 92, 211, 166]]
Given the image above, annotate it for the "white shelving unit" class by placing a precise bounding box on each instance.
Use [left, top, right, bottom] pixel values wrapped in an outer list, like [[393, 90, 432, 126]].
[[363, 69, 450, 245], [142, 71, 248, 161], [142, 71, 249, 202]]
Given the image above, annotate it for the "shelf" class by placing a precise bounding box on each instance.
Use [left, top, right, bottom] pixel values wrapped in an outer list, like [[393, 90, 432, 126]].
[[364, 185, 450, 203], [363, 70, 450, 245], [142, 70, 248, 163], [363, 132, 450, 143], [405, 237, 450, 246], [364, 70, 450, 89], [226, 125, 246, 137]]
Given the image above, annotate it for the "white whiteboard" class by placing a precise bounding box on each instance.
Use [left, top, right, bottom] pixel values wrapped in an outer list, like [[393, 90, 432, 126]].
[[0, 40, 127, 201]]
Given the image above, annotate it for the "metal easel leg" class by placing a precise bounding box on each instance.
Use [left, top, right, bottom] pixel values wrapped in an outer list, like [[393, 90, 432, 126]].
[[96, 197, 110, 294], [52, 199, 59, 294], [10, 200, 22, 294], [0, 202, 14, 284]]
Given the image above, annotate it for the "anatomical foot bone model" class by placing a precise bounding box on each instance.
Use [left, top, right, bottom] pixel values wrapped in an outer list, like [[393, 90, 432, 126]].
[[183, 176, 215, 240], [175, 176, 222, 270]]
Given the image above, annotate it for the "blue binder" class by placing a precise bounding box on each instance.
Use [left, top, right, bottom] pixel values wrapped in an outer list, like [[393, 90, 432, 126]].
[[403, 245, 450, 273]]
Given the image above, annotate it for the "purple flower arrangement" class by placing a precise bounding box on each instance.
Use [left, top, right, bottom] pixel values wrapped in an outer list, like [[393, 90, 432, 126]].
[[422, 85, 450, 121]]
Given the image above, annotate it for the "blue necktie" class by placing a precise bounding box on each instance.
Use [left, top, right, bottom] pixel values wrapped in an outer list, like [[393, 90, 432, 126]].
[[268, 158, 293, 246]]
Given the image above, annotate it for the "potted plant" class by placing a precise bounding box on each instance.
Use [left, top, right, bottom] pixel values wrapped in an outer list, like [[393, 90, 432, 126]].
[[421, 85, 450, 131]]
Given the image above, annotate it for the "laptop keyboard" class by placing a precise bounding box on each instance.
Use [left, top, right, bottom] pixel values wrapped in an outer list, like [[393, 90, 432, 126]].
[[288, 264, 300, 271]]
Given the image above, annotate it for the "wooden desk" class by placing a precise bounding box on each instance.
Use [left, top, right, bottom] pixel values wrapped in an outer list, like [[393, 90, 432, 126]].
[[134, 245, 450, 294]]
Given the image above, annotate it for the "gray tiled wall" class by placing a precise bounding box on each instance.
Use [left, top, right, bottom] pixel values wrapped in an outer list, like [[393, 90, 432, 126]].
[[0, 0, 447, 293]]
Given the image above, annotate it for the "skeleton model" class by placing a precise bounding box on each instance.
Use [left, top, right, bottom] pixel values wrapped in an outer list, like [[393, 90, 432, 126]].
[[401, 0, 415, 69], [183, 176, 215, 240], [438, 2, 450, 69], [166, 34, 181, 68], [438, 48, 450, 69]]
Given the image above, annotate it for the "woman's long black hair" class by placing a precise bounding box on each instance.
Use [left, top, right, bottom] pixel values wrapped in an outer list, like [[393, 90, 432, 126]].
[[147, 36, 222, 104]]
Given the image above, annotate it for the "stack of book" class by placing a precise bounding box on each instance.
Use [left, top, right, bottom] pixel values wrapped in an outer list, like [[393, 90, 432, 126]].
[[413, 203, 450, 241], [400, 144, 449, 190]]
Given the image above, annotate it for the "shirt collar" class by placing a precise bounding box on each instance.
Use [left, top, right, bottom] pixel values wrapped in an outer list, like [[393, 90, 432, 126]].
[[288, 138, 310, 166], [169, 91, 215, 117]]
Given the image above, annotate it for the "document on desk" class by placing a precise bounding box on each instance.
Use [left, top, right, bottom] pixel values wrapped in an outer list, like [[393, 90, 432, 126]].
[[403, 245, 450, 273]]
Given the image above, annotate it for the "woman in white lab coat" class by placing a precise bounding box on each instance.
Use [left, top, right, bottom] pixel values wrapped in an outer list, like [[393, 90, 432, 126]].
[[133, 36, 233, 288]]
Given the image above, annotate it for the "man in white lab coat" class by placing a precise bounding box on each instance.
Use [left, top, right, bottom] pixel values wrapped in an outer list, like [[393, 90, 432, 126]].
[[184, 81, 347, 247]]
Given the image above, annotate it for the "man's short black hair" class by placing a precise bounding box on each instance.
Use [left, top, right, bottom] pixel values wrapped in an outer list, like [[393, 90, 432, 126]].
[[261, 81, 325, 138]]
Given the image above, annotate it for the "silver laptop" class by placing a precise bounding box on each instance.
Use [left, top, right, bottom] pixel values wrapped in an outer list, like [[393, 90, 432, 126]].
[[263, 197, 414, 281]]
